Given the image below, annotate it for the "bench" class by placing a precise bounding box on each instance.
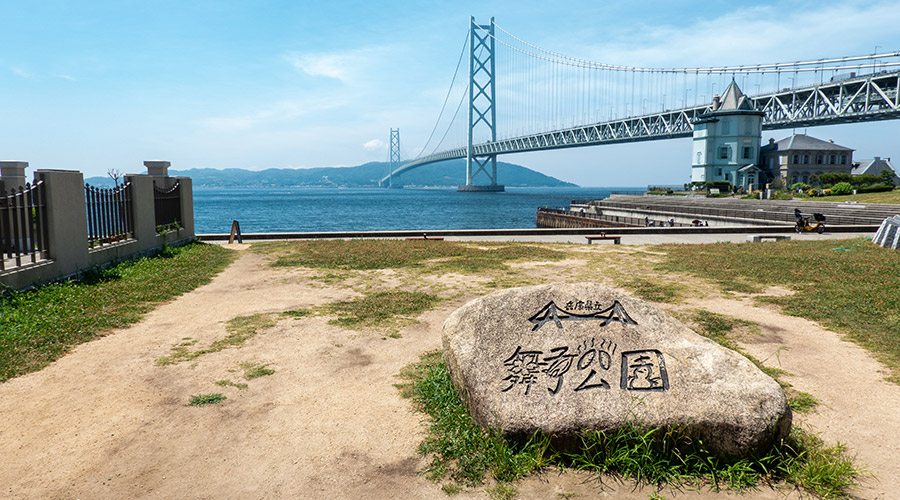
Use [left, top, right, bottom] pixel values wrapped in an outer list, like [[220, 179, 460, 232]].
[[747, 234, 791, 243], [585, 234, 621, 244]]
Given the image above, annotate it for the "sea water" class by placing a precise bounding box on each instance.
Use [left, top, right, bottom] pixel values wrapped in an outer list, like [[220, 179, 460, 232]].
[[192, 186, 643, 234]]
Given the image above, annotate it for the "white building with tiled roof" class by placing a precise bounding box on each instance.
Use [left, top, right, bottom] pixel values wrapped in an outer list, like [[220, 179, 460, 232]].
[[759, 134, 854, 185], [852, 157, 899, 184]]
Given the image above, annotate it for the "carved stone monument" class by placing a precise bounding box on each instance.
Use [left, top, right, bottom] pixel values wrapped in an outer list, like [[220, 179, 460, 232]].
[[442, 283, 792, 459], [873, 215, 900, 250]]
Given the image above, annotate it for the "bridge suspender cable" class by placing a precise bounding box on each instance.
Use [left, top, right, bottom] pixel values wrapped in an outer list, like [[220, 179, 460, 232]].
[[388, 17, 900, 189], [414, 32, 470, 160]]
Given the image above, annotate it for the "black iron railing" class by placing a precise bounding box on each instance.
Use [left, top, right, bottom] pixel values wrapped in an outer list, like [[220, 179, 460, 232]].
[[1, 180, 49, 270], [153, 181, 181, 229], [85, 182, 134, 248]]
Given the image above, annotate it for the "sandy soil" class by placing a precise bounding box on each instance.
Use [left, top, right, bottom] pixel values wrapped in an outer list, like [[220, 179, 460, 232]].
[[1, 245, 897, 499]]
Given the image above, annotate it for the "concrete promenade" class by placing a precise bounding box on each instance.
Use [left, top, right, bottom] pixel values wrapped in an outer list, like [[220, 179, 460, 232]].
[[199, 226, 877, 245]]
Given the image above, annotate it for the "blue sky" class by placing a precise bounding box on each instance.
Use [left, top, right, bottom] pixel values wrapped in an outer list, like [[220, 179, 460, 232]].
[[2, 0, 899, 186]]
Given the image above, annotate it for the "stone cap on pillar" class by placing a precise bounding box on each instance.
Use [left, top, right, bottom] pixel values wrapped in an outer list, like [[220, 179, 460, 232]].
[[144, 160, 171, 176], [0, 161, 29, 189]]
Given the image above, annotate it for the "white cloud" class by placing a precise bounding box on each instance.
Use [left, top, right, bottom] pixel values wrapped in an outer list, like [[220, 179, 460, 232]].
[[363, 139, 386, 151], [10, 66, 33, 78], [198, 97, 348, 132], [283, 46, 389, 84], [285, 53, 354, 81], [591, 1, 900, 68], [54, 74, 77, 81]]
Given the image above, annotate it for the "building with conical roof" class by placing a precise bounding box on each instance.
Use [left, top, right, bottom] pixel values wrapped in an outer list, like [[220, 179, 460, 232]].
[[690, 80, 765, 190]]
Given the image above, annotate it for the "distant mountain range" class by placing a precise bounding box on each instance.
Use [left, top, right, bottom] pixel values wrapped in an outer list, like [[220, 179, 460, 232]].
[[84, 159, 578, 188]]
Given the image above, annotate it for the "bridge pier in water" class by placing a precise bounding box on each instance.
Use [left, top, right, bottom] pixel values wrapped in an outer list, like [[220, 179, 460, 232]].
[[458, 183, 504, 192]]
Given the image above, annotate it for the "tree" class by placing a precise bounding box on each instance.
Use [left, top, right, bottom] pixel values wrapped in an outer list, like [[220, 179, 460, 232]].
[[818, 172, 851, 187], [107, 168, 122, 187], [881, 169, 897, 186], [852, 174, 880, 187]]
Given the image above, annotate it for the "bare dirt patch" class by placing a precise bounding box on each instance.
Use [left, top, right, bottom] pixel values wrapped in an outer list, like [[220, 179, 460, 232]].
[[682, 296, 900, 499], [1, 244, 895, 499]]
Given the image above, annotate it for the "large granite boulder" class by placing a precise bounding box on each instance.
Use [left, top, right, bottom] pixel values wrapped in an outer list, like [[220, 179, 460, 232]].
[[442, 283, 791, 459]]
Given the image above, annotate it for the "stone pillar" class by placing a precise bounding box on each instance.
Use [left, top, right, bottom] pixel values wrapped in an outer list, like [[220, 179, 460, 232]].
[[0, 161, 29, 191], [144, 160, 170, 177], [34, 170, 89, 276], [124, 174, 159, 252], [176, 176, 195, 237]]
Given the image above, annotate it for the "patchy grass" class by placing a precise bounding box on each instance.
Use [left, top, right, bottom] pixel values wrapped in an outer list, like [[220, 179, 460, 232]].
[[398, 352, 859, 498], [486, 483, 518, 500], [659, 238, 900, 383], [215, 379, 248, 390], [241, 362, 275, 379], [789, 392, 820, 414], [251, 239, 565, 272], [687, 309, 756, 351], [685, 310, 820, 412], [441, 483, 464, 495], [283, 308, 312, 319], [188, 393, 227, 406], [396, 352, 553, 486], [156, 313, 278, 365], [619, 277, 684, 303], [714, 278, 765, 295], [0, 242, 236, 382], [326, 290, 441, 329]]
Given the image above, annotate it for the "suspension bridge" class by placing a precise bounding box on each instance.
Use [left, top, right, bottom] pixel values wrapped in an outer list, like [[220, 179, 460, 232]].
[[381, 17, 900, 190]]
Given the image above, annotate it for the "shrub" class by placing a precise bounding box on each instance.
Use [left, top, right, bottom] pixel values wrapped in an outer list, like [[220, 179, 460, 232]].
[[806, 188, 823, 197], [856, 183, 895, 193], [830, 182, 853, 195], [771, 191, 794, 200], [823, 188, 832, 196]]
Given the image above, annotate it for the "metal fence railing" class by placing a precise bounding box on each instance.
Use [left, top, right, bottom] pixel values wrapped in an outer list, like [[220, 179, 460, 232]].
[[85, 182, 134, 248], [1, 180, 49, 270], [536, 206, 677, 227], [153, 181, 181, 229]]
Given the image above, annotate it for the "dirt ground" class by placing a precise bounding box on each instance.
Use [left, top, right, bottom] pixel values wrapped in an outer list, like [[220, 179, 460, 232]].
[[1, 244, 898, 500]]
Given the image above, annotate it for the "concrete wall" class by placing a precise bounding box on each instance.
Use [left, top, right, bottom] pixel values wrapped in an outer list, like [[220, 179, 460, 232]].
[[536, 210, 639, 229], [1, 162, 195, 291]]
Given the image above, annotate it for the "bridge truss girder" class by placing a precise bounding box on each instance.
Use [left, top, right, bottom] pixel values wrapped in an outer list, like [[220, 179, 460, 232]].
[[381, 70, 900, 184]]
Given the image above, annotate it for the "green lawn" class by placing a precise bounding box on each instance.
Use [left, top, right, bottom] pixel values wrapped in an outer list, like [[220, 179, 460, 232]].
[[658, 237, 900, 383], [0, 242, 236, 382], [799, 189, 900, 204], [398, 351, 859, 498]]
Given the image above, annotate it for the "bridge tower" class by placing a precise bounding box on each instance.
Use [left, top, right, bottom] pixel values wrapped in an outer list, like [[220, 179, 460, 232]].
[[460, 16, 504, 192], [388, 128, 400, 188]]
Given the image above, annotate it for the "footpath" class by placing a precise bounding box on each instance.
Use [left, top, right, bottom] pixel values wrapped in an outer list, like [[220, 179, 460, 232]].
[[1, 241, 897, 499]]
